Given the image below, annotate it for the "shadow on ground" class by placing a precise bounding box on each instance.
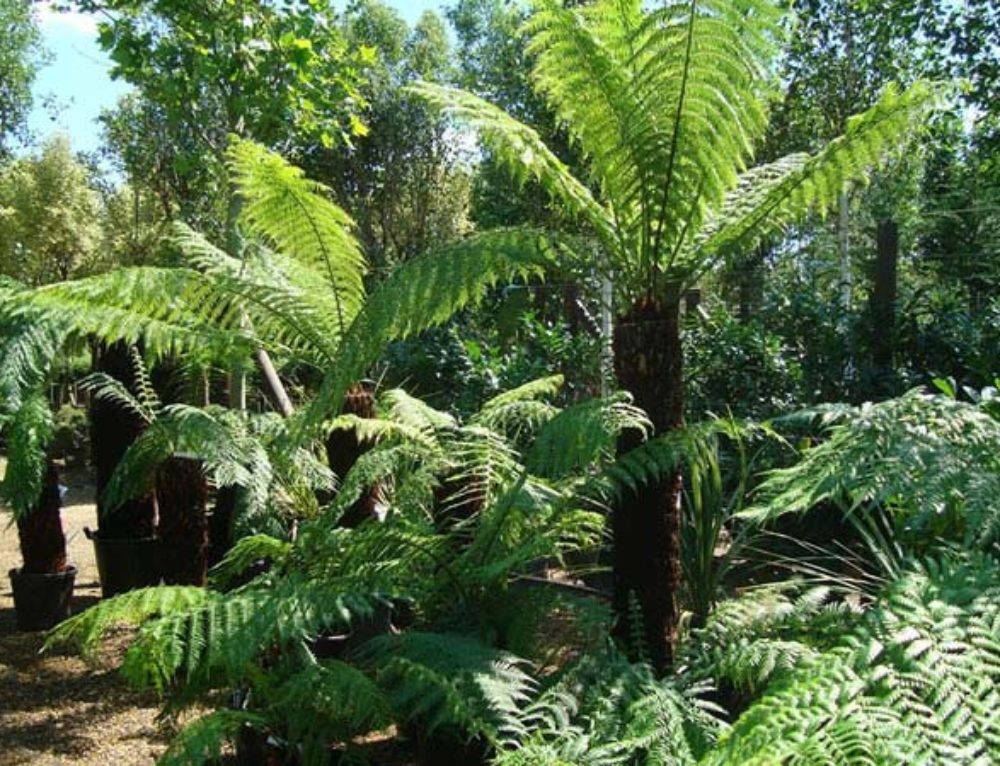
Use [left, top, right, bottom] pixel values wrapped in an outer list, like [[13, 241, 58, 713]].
[[0, 586, 172, 766]]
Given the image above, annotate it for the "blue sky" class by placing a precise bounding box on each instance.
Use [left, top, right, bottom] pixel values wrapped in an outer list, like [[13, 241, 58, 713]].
[[27, 1, 448, 156]]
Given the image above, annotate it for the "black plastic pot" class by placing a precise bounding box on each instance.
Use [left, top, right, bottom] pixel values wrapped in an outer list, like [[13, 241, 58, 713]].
[[85, 527, 163, 597], [8, 565, 77, 631]]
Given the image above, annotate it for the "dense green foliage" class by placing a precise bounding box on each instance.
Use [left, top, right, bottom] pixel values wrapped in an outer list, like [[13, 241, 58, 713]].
[[1, 0, 999, 764]]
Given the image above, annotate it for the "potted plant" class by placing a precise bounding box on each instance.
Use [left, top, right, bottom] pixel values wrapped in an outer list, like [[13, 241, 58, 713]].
[[2, 394, 77, 631], [84, 341, 162, 597]]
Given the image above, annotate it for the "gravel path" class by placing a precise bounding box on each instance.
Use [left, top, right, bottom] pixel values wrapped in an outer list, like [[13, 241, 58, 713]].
[[0, 463, 173, 766]]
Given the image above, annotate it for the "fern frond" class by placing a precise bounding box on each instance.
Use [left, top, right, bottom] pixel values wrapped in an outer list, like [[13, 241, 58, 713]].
[[526, 393, 650, 480], [273, 660, 392, 762], [0, 392, 54, 518], [473, 375, 564, 444], [45, 586, 211, 659], [298, 228, 555, 441], [170, 222, 342, 364], [408, 81, 617, 249], [156, 709, 266, 766], [680, 584, 862, 695], [78, 373, 155, 426], [742, 391, 1000, 548], [227, 139, 367, 335], [370, 631, 536, 746], [703, 554, 1000, 764], [380, 387, 458, 434], [694, 81, 950, 268], [0, 297, 67, 408], [210, 534, 292, 589]]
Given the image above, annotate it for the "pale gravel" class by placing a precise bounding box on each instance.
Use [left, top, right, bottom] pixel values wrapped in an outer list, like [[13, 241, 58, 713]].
[[0, 461, 173, 766]]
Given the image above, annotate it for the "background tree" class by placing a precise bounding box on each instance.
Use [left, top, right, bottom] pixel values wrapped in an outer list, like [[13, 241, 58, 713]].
[[301, 2, 470, 273], [81, 0, 370, 241], [0, 134, 102, 285], [0, 0, 43, 156]]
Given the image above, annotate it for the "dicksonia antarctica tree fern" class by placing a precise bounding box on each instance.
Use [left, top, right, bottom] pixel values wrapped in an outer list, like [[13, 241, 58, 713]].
[[410, 0, 949, 669]]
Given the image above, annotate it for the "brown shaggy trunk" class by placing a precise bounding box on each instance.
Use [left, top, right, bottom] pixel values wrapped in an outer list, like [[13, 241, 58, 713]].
[[157, 456, 209, 585], [612, 289, 684, 673], [17, 461, 68, 575], [90, 341, 157, 538], [208, 485, 239, 566], [325, 385, 381, 528]]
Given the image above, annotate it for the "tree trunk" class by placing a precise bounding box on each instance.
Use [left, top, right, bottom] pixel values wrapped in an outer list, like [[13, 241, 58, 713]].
[[737, 244, 767, 322], [208, 485, 239, 567], [17, 461, 68, 575], [838, 190, 852, 312], [157, 456, 209, 586], [90, 341, 157, 539], [870, 218, 898, 394], [612, 289, 684, 673], [326, 385, 382, 528]]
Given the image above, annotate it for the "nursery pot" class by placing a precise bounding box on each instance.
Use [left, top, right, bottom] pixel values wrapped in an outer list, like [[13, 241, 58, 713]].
[[8, 565, 77, 631], [85, 527, 163, 597]]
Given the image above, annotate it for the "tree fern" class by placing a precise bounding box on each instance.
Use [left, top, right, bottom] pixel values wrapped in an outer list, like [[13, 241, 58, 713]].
[[702, 553, 1000, 765], [742, 391, 1000, 548]]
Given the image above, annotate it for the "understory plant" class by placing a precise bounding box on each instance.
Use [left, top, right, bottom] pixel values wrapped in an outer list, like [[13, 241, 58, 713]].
[[47, 376, 657, 763]]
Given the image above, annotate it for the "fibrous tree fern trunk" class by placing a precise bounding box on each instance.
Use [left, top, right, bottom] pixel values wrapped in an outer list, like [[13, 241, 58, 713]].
[[17, 460, 68, 575], [612, 287, 684, 672], [157, 456, 209, 586], [90, 341, 157, 539], [326, 384, 382, 528]]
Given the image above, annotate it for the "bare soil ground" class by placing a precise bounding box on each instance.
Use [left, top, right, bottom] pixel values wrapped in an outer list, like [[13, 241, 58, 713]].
[[0, 461, 173, 766]]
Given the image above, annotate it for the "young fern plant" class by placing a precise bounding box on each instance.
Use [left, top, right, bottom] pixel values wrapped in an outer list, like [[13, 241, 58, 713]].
[[82, 348, 334, 535], [46, 380, 655, 764]]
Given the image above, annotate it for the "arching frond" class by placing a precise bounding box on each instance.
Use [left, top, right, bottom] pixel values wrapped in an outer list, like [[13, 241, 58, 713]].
[[0, 392, 53, 518], [694, 81, 950, 270], [170, 223, 343, 363], [156, 710, 267, 766], [526, 393, 651, 480], [0, 289, 67, 408], [742, 391, 1000, 548], [473, 375, 565, 445], [298, 228, 556, 441], [379, 388, 457, 434], [227, 139, 367, 333], [408, 81, 617, 250], [45, 586, 211, 659], [704, 554, 1000, 765], [8, 266, 253, 359]]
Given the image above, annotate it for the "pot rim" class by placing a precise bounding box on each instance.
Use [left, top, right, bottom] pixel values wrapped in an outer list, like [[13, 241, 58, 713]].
[[9, 564, 79, 580]]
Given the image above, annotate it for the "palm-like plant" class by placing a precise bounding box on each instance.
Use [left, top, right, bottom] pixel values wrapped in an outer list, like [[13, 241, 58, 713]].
[[410, 0, 947, 668], [46, 378, 648, 763], [0, 288, 79, 628], [1, 138, 555, 418]]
